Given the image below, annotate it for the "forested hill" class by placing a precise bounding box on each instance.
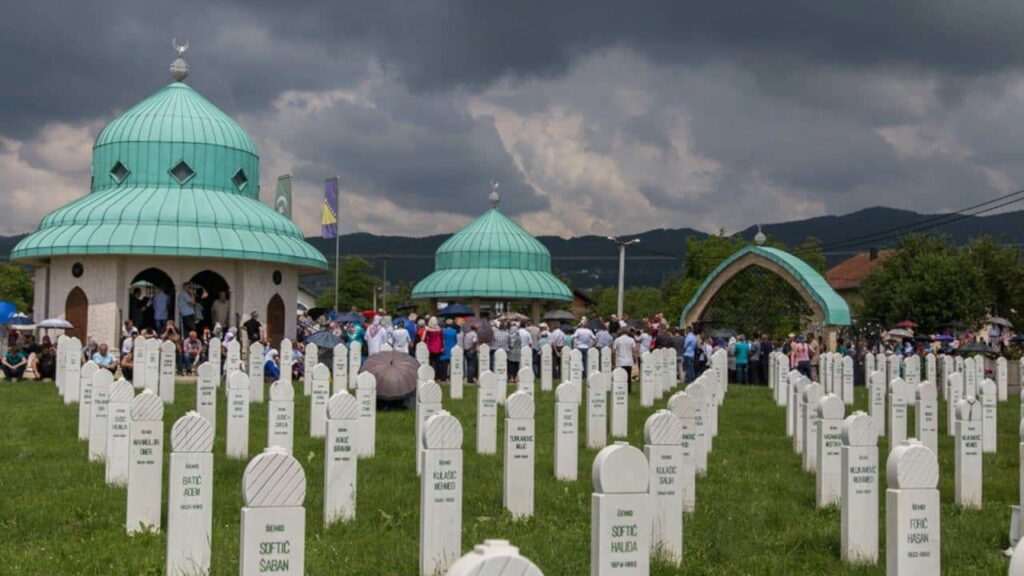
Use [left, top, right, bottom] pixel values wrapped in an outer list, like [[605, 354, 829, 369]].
[[2, 206, 1022, 291]]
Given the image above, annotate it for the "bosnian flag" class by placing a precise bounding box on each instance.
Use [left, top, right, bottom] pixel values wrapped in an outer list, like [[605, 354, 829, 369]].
[[321, 176, 338, 238]]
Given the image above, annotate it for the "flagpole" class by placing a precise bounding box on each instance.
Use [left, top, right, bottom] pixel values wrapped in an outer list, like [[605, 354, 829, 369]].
[[334, 175, 340, 312]]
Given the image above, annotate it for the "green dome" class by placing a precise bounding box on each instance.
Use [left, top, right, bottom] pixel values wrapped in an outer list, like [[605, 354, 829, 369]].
[[12, 82, 327, 270], [412, 208, 571, 301]]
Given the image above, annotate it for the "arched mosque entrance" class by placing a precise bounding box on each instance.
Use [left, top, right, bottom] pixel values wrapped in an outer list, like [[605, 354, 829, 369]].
[[187, 270, 230, 331], [129, 268, 175, 332], [65, 287, 88, 341], [680, 246, 851, 348], [267, 293, 285, 349]]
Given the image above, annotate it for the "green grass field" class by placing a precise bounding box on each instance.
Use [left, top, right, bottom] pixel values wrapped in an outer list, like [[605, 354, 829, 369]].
[[0, 378, 1017, 575]]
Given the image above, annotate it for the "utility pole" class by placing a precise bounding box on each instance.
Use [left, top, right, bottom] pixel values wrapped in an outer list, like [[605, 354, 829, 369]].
[[607, 236, 640, 319]]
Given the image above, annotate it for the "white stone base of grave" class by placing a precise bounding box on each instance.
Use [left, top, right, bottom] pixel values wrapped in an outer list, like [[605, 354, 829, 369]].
[[240, 507, 305, 575]]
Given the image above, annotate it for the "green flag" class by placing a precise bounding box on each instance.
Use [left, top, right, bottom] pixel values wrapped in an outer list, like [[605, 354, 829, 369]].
[[275, 174, 292, 219]]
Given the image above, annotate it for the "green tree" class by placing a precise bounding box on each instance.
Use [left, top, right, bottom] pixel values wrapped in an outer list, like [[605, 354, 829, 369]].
[[0, 264, 33, 312], [964, 236, 1024, 325], [315, 257, 380, 311], [859, 235, 989, 331]]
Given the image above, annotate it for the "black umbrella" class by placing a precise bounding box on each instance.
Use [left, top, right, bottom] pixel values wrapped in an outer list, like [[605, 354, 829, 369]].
[[438, 303, 474, 318], [335, 311, 366, 324], [306, 307, 330, 321], [394, 302, 418, 312], [359, 351, 419, 402], [958, 342, 994, 355], [306, 330, 343, 350], [708, 328, 737, 340], [542, 309, 575, 322], [587, 318, 606, 331]]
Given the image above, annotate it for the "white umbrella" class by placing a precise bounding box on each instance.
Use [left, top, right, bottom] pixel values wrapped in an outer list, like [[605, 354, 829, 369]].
[[38, 318, 73, 330]]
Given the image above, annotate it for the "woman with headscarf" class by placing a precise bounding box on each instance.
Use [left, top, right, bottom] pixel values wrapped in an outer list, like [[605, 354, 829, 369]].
[[264, 348, 281, 382], [424, 316, 444, 376], [366, 316, 386, 355]]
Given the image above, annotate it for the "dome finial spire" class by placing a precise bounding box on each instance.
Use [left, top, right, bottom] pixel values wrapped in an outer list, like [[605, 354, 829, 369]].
[[489, 179, 501, 208], [171, 38, 190, 82]]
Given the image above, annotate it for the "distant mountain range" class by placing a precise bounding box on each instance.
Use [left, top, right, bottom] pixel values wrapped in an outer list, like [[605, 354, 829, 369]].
[[3, 206, 1022, 294]]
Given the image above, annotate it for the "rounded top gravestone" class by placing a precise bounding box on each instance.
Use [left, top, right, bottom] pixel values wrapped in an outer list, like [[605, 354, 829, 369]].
[[886, 439, 939, 489], [555, 381, 579, 403], [666, 391, 697, 420], [242, 446, 306, 507], [418, 364, 435, 383], [327, 391, 359, 420], [269, 380, 294, 401], [422, 411, 463, 449], [803, 382, 823, 403], [817, 394, 844, 420], [842, 411, 876, 447], [505, 391, 534, 419], [131, 390, 164, 421], [589, 371, 610, 393], [979, 379, 996, 398], [312, 363, 330, 381], [956, 397, 981, 421], [1019, 418, 1024, 442], [592, 442, 648, 494], [418, 380, 443, 404], [197, 361, 216, 380], [170, 412, 214, 452], [916, 381, 937, 402], [228, 371, 249, 390], [518, 367, 534, 383], [644, 410, 684, 445], [109, 379, 134, 402], [357, 371, 376, 391], [446, 540, 543, 576], [685, 381, 707, 403]]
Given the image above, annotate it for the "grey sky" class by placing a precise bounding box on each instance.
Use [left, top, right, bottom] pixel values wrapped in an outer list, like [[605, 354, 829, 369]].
[[3, 1, 1024, 237]]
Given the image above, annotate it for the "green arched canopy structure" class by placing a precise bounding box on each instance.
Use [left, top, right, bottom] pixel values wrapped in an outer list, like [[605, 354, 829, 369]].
[[679, 245, 851, 329]]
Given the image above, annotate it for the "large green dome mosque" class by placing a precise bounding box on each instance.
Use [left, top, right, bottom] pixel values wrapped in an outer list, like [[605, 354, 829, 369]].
[[13, 48, 326, 345]]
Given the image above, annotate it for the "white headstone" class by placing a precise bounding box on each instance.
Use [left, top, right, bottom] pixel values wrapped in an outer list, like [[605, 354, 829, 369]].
[[280, 338, 293, 387], [998, 357, 1009, 402], [684, 381, 710, 475], [248, 341, 265, 403], [416, 341, 430, 366], [446, 539, 543, 576], [416, 380, 443, 475], [610, 367, 629, 438], [158, 339, 176, 404], [540, 343, 553, 392], [667, 391, 699, 513], [240, 447, 306, 575], [521, 345, 533, 375], [330, 342, 345, 395], [196, 361, 217, 430], [904, 355, 920, 406], [889, 378, 908, 449], [356, 372, 377, 458], [964, 357, 977, 398], [77, 361, 97, 440], [886, 440, 940, 575], [644, 410, 685, 564], [560, 345, 570, 388], [166, 412, 214, 575], [954, 397, 983, 509], [504, 391, 535, 518], [225, 339, 241, 377], [476, 371, 498, 455], [132, 335, 147, 389], [570, 348, 583, 396], [915, 381, 939, 455], [494, 349, 508, 405], [586, 372, 609, 450], [145, 338, 160, 395], [841, 411, 878, 564], [554, 381, 579, 482], [347, 341, 361, 389], [305, 342, 319, 395], [420, 412, 463, 576], [517, 366, 535, 397], [785, 371, 801, 435], [864, 353, 875, 394], [792, 377, 809, 453], [310, 363, 330, 438], [588, 347, 601, 381], [478, 343, 491, 377], [55, 335, 67, 395], [325, 391, 359, 525], [816, 394, 845, 508], [640, 351, 654, 407], [64, 337, 82, 404], [126, 390, 164, 533], [842, 356, 854, 405], [600, 346, 612, 374], [269, 380, 295, 453], [88, 369, 113, 462], [947, 372, 964, 438], [591, 443, 651, 576], [802, 382, 824, 473], [925, 353, 936, 390], [226, 370, 250, 459], [450, 345, 464, 399], [207, 337, 221, 388], [104, 379, 134, 486], [418, 363, 436, 387], [867, 371, 885, 439], [979, 379, 997, 454]]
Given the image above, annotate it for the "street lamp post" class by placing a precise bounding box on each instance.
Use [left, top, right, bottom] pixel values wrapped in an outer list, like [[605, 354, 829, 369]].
[[607, 236, 640, 319]]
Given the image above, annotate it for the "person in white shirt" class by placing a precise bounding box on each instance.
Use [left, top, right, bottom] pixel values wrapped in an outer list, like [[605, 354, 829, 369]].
[[572, 321, 596, 379], [613, 330, 637, 391], [389, 323, 410, 353]]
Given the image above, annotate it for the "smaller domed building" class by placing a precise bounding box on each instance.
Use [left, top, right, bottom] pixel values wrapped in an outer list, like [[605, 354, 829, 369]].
[[411, 188, 571, 320], [12, 51, 326, 346]]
